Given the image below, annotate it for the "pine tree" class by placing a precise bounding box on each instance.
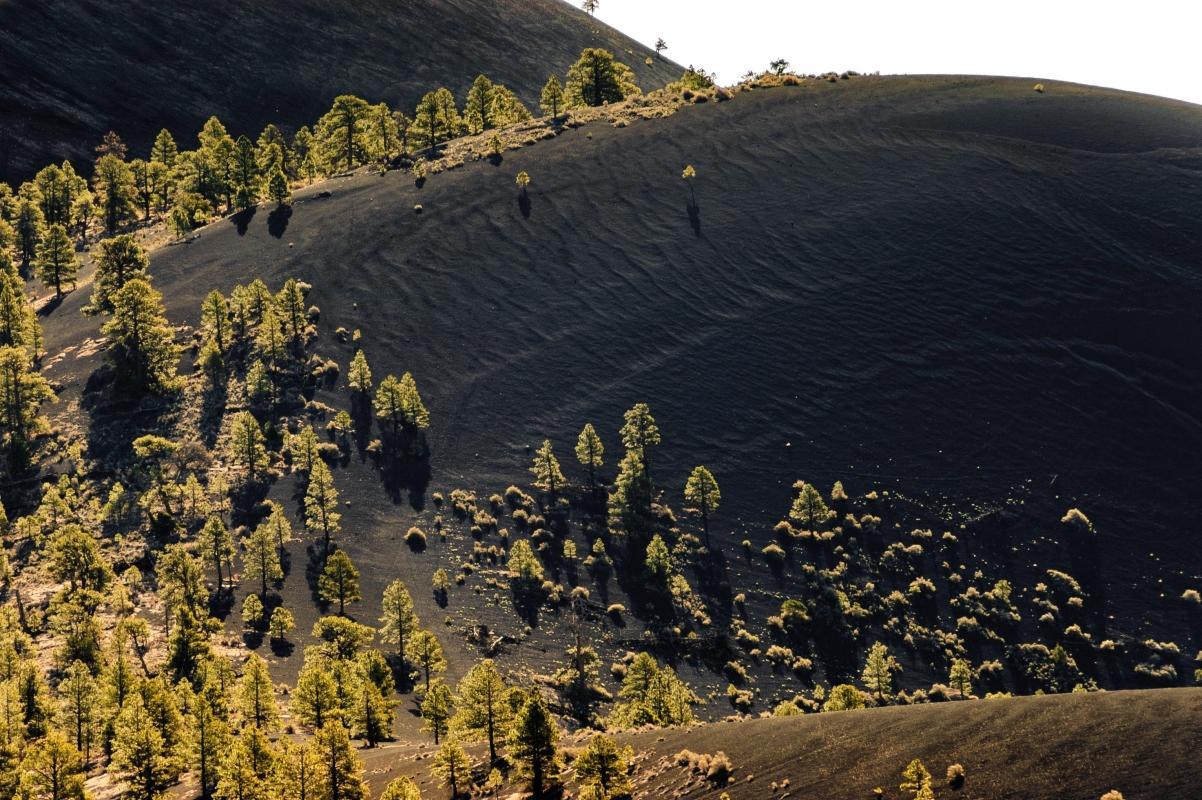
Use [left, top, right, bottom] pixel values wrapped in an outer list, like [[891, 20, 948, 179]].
[[275, 740, 322, 800], [232, 135, 260, 208], [102, 277, 178, 392], [510, 693, 559, 797], [266, 165, 291, 206], [790, 482, 830, 530], [111, 693, 180, 800], [318, 550, 362, 615], [574, 422, 604, 497], [14, 193, 44, 266], [378, 776, 421, 800], [565, 48, 641, 108], [414, 89, 460, 150], [57, 660, 98, 762], [88, 233, 149, 314], [582, 0, 599, 14], [543, 75, 564, 118], [374, 372, 430, 437], [683, 465, 721, 547], [226, 411, 267, 482], [305, 458, 342, 555], [315, 721, 368, 800], [420, 679, 453, 743], [151, 129, 178, 169], [289, 423, 321, 476], [452, 659, 511, 762], [293, 663, 340, 731], [244, 519, 283, 600], [900, 758, 933, 800], [574, 734, 631, 800], [432, 739, 470, 798], [0, 345, 54, 443], [609, 653, 696, 728], [411, 630, 446, 693], [0, 265, 41, 355], [492, 86, 531, 127], [347, 350, 372, 395], [379, 580, 418, 683], [860, 642, 899, 702], [465, 74, 496, 134], [354, 679, 392, 747], [529, 439, 565, 498], [644, 534, 671, 585], [261, 501, 293, 556], [93, 153, 137, 234], [507, 539, 544, 587], [268, 606, 294, 641], [316, 95, 371, 173], [190, 689, 229, 800], [198, 516, 234, 592], [238, 654, 278, 730], [19, 730, 86, 800], [949, 658, 973, 699], [216, 725, 276, 800], [200, 291, 230, 354], [276, 278, 307, 343], [33, 223, 76, 299]]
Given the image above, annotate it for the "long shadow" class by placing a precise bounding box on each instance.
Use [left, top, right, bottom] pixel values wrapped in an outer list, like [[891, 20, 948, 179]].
[[231, 207, 257, 236], [518, 191, 531, 219], [36, 295, 64, 316], [371, 434, 430, 510], [267, 204, 292, 238], [199, 375, 228, 448], [350, 394, 373, 461], [686, 199, 701, 237]]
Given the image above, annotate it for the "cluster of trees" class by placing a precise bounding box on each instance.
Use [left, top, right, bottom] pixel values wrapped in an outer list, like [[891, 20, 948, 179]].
[[0, 46, 646, 262]]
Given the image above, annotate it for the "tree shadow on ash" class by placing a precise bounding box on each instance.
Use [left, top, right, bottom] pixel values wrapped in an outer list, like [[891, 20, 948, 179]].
[[686, 199, 701, 237], [232, 207, 257, 236], [267, 204, 292, 238], [518, 190, 531, 219]]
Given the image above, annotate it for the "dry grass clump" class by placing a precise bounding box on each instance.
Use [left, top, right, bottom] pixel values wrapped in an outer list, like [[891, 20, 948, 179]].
[[946, 763, 965, 788], [675, 750, 734, 785], [405, 526, 427, 551], [1181, 588, 1201, 604], [1034, 83, 1046, 93]]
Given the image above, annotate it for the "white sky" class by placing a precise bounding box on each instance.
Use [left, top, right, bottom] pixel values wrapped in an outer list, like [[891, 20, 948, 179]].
[[593, 0, 1202, 106]]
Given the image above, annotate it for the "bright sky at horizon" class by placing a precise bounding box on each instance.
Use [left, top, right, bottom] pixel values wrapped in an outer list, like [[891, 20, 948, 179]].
[[592, 0, 1202, 106]]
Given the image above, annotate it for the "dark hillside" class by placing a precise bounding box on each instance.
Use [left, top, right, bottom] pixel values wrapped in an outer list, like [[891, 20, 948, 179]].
[[624, 688, 1202, 800], [0, 0, 679, 181], [350, 688, 1202, 799], [41, 76, 1202, 685]]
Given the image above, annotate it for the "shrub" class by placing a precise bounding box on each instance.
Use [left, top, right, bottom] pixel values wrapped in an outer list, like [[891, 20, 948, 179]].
[[723, 661, 749, 684], [1034, 83, 1046, 93], [675, 749, 733, 784], [1060, 507, 1093, 533], [607, 603, 625, 622], [1182, 589, 1201, 604], [1099, 793, 1123, 800], [242, 594, 264, 628], [761, 543, 786, 564], [405, 527, 427, 551], [946, 763, 965, 788], [823, 684, 866, 712]]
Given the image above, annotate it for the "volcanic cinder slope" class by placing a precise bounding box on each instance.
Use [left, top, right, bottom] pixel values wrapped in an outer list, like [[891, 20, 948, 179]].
[[41, 76, 1202, 688], [348, 687, 1202, 799], [623, 688, 1202, 800], [0, 0, 679, 181]]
